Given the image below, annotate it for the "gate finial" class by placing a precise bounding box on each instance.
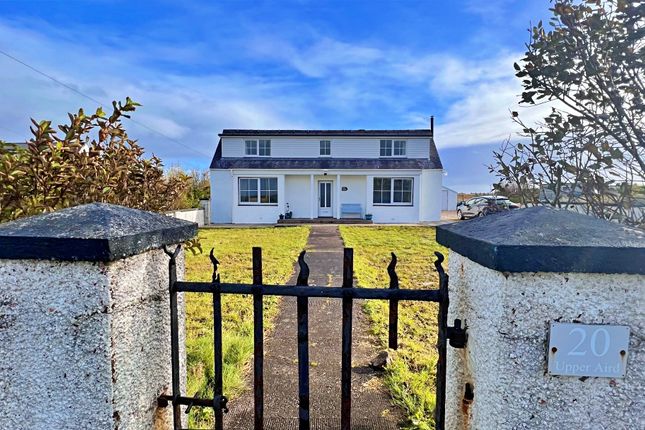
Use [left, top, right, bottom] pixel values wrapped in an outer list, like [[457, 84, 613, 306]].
[[296, 250, 309, 286], [433, 251, 446, 277], [210, 248, 221, 284], [387, 252, 398, 289]]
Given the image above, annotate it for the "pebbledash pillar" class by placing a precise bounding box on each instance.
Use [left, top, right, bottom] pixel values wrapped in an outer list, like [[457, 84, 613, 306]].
[[0, 203, 196, 429], [436, 206, 644, 430]]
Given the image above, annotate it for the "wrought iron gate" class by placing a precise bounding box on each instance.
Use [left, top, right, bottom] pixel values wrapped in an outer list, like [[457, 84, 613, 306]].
[[158, 246, 467, 430]]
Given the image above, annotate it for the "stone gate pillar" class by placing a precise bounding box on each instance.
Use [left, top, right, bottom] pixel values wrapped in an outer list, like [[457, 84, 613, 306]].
[[0, 203, 196, 430], [436, 207, 644, 430]]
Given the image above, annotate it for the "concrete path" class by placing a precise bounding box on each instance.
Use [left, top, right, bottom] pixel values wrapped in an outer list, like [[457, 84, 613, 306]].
[[226, 225, 402, 429]]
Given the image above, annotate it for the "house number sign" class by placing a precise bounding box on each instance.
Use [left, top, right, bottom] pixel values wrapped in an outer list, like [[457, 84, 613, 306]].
[[547, 322, 630, 378]]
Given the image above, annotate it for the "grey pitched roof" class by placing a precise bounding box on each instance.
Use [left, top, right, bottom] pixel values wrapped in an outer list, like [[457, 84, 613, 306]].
[[219, 129, 433, 137], [210, 129, 443, 170]]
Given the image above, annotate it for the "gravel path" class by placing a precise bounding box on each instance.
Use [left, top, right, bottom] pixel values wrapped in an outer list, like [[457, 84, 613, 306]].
[[225, 225, 402, 429]]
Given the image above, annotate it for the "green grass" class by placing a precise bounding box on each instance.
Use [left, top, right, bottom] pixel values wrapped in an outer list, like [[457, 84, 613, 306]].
[[184, 226, 310, 428], [339, 226, 447, 430]]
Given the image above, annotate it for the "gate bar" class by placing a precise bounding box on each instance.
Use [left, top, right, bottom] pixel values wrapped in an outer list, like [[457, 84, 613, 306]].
[[387, 253, 399, 350], [434, 252, 449, 430], [296, 251, 310, 430], [175, 282, 440, 302], [164, 246, 182, 430], [211, 250, 225, 430], [340, 248, 353, 430], [252, 247, 264, 430]]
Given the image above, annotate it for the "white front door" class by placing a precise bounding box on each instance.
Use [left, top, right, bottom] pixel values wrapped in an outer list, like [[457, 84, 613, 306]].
[[318, 181, 333, 217]]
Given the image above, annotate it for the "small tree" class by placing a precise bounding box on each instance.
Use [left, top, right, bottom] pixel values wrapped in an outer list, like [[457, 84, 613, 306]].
[[490, 0, 644, 227], [0, 98, 192, 222], [167, 167, 210, 209]]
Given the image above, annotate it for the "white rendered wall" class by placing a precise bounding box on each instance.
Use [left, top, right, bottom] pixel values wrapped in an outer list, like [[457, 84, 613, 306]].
[[221, 137, 431, 159], [419, 170, 443, 221], [0, 249, 187, 430], [284, 175, 311, 218], [339, 176, 367, 217], [212, 169, 444, 223], [210, 170, 233, 223], [445, 251, 644, 430]]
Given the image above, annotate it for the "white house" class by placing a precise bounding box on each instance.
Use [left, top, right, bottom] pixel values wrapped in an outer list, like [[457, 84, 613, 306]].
[[209, 128, 444, 224]]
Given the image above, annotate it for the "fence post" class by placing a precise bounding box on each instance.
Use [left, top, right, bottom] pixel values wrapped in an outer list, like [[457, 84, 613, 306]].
[[0, 203, 196, 429], [436, 207, 645, 430]]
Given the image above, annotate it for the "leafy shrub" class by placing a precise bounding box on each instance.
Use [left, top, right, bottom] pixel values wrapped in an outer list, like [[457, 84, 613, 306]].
[[0, 98, 192, 222]]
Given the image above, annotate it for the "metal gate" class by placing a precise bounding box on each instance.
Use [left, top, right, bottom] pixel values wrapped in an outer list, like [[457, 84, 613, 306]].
[[158, 245, 467, 430]]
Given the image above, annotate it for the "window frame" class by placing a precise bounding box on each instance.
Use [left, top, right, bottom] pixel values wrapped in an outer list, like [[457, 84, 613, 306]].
[[379, 139, 392, 157], [380, 139, 407, 157], [393, 140, 407, 156], [258, 139, 271, 156], [320, 140, 331, 156], [245, 140, 258, 156], [372, 177, 414, 206], [238, 177, 278, 206]]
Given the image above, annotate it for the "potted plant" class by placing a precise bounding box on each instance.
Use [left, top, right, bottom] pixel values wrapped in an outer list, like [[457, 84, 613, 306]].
[[279, 214, 285, 220], [285, 203, 293, 219], [365, 213, 373, 221]]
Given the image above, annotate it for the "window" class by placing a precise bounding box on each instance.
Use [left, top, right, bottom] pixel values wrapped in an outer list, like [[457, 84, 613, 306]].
[[259, 139, 271, 156], [259, 177, 277, 203], [373, 178, 391, 204], [245, 140, 258, 155], [393, 140, 406, 156], [239, 178, 258, 203], [373, 177, 413, 205], [380, 139, 406, 157], [380, 140, 392, 157], [320, 140, 331, 156], [239, 178, 278, 205], [392, 178, 412, 203]]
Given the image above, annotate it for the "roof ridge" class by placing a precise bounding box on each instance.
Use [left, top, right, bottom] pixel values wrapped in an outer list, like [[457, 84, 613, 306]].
[[218, 129, 433, 137]]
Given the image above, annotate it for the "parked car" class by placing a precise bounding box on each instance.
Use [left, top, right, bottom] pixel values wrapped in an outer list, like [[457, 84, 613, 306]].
[[456, 196, 520, 219]]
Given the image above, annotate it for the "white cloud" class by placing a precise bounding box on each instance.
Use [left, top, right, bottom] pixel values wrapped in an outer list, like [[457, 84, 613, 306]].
[[0, 19, 314, 165], [248, 33, 555, 149], [0, 15, 554, 173]]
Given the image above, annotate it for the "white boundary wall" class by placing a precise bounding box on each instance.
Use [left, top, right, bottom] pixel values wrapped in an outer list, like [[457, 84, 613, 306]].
[[445, 251, 644, 430], [166, 208, 205, 227]]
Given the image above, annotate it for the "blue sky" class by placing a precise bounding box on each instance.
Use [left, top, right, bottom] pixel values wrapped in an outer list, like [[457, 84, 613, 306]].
[[0, 0, 553, 192]]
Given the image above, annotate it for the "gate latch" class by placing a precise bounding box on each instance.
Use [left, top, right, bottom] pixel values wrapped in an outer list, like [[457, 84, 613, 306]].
[[214, 395, 229, 414], [447, 319, 468, 349]]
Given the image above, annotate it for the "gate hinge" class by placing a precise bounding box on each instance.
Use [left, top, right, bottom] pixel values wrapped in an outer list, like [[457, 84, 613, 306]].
[[447, 319, 468, 349]]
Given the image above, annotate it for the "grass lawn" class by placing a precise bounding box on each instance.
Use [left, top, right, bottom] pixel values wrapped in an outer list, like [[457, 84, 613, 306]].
[[184, 226, 310, 428], [339, 226, 447, 430]]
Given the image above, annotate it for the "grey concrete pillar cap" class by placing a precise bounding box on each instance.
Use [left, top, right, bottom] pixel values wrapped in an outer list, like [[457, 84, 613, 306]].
[[0, 203, 197, 261], [436, 206, 645, 274]]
